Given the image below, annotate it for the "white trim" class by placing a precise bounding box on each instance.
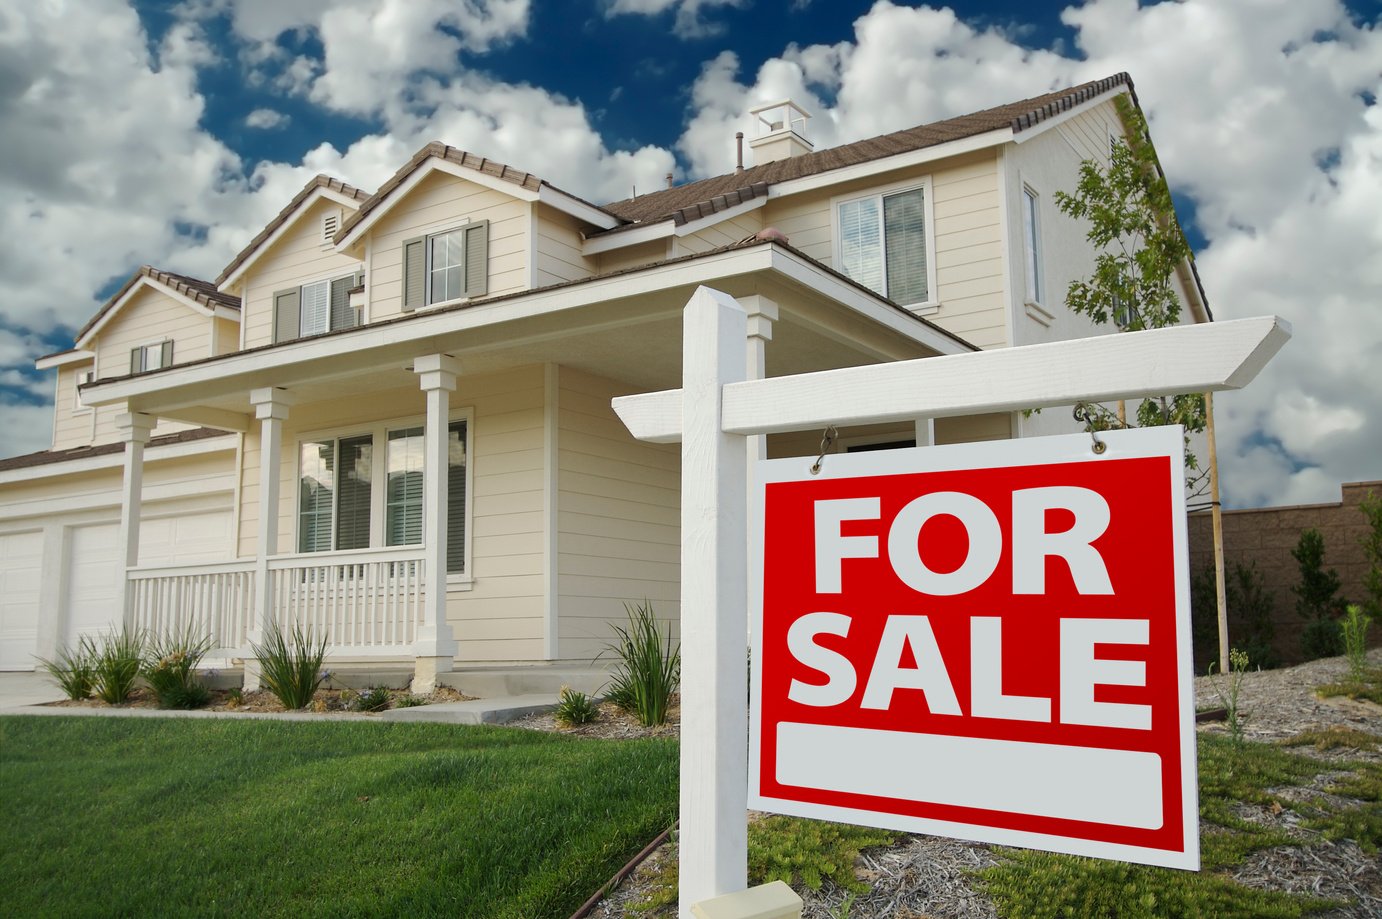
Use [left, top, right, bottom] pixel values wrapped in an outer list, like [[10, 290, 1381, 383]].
[[72, 368, 94, 416], [34, 350, 94, 371], [995, 145, 1019, 348], [537, 185, 620, 231], [542, 362, 559, 660], [218, 186, 364, 290], [238, 269, 249, 351], [581, 220, 674, 256], [0, 435, 236, 486], [771, 128, 1012, 201], [830, 176, 940, 313], [527, 203, 539, 289], [1021, 181, 1045, 310], [230, 432, 245, 562], [363, 235, 374, 325], [1011, 86, 1132, 145], [673, 196, 767, 238]]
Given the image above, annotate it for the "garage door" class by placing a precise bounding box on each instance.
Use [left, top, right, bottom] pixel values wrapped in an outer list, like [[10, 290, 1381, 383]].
[[141, 510, 232, 566], [0, 530, 43, 670], [66, 523, 122, 644]]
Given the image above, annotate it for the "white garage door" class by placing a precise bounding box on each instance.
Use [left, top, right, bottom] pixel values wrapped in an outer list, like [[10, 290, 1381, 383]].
[[66, 523, 122, 644], [140, 510, 232, 566], [0, 530, 43, 670]]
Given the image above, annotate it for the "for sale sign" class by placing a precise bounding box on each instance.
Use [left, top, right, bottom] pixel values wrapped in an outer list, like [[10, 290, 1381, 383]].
[[748, 427, 1199, 870]]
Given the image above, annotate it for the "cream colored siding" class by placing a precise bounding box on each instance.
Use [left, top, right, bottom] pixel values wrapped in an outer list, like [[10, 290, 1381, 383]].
[[535, 206, 597, 286], [556, 367, 680, 661], [242, 198, 364, 349], [51, 364, 95, 451], [366, 172, 531, 323], [596, 239, 668, 274], [239, 365, 548, 662], [763, 188, 834, 263], [935, 413, 1012, 444], [674, 210, 765, 255], [930, 154, 1006, 348], [213, 316, 240, 356], [96, 286, 211, 373]]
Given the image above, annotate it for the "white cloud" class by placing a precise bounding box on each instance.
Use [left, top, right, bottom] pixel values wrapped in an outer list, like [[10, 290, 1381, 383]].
[[0, 402, 53, 457], [244, 107, 289, 129], [605, 0, 748, 39]]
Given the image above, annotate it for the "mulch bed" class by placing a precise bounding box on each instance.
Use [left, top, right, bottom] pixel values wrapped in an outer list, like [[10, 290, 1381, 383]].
[[44, 685, 473, 714]]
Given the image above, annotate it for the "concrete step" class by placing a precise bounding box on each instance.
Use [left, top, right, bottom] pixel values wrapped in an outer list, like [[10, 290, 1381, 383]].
[[379, 693, 560, 725], [438, 666, 611, 698]]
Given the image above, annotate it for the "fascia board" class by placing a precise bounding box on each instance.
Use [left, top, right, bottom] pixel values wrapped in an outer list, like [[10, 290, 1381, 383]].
[[582, 221, 674, 256], [768, 128, 1013, 201], [1010, 86, 1132, 144], [212, 305, 241, 322], [672, 195, 767, 237], [537, 185, 620, 230], [219, 187, 341, 290], [76, 277, 217, 349], [0, 435, 235, 487], [34, 350, 95, 371]]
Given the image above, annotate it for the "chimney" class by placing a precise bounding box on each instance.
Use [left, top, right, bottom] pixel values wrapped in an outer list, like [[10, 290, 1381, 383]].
[[666, 173, 674, 189], [747, 100, 813, 166], [735, 132, 744, 173]]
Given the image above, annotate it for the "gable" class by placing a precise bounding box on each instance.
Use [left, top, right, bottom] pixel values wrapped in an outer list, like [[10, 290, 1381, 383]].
[[217, 178, 369, 290], [92, 284, 216, 376]]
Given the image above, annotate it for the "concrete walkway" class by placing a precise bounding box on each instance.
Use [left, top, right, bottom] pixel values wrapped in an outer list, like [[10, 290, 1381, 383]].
[[0, 670, 557, 724]]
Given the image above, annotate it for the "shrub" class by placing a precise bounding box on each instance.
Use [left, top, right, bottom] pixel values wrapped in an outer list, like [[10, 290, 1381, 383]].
[[1361, 489, 1382, 617], [554, 686, 598, 726], [1191, 562, 1279, 673], [353, 686, 392, 713], [602, 600, 679, 727], [35, 635, 98, 700], [143, 626, 213, 710], [1341, 603, 1374, 686], [250, 622, 328, 710], [1293, 528, 1346, 659], [91, 628, 146, 704]]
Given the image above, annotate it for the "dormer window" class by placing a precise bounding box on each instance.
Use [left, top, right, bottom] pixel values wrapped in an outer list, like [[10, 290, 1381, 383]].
[[273, 272, 361, 343], [130, 340, 173, 375], [402, 221, 488, 310]]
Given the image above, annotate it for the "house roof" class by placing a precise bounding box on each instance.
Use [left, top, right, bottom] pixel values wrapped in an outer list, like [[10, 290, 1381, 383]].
[[332, 142, 620, 246], [214, 174, 370, 287], [0, 427, 232, 474], [74, 266, 241, 345], [596, 73, 1135, 232]]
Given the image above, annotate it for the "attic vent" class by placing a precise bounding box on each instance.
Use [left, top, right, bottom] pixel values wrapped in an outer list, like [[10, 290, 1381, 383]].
[[322, 210, 341, 246]]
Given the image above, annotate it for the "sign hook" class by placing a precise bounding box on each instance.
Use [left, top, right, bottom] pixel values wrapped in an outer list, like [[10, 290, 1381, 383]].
[[809, 425, 839, 475]]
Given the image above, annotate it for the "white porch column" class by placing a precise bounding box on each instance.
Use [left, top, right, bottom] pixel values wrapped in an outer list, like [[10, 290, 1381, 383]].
[[914, 417, 935, 447], [245, 387, 296, 691], [740, 296, 779, 465], [115, 412, 155, 628], [412, 354, 461, 692]]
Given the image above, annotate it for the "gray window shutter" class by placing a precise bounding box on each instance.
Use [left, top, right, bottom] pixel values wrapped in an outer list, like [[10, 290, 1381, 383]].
[[160, 340, 173, 368], [402, 236, 426, 311], [130, 348, 141, 375], [273, 288, 301, 344], [462, 221, 488, 298], [329, 275, 355, 330]]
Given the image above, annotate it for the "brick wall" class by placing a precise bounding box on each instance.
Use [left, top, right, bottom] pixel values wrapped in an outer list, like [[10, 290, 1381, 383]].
[[1187, 480, 1380, 664]]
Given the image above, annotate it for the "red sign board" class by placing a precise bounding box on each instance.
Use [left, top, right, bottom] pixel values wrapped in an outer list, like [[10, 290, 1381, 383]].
[[748, 428, 1199, 869]]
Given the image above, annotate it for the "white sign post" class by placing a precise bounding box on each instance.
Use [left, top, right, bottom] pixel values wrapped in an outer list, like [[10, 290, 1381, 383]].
[[612, 286, 1289, 917]]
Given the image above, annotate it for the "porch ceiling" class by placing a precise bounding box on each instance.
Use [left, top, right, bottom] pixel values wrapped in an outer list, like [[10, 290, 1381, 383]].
[[84, 244, 965, 429]]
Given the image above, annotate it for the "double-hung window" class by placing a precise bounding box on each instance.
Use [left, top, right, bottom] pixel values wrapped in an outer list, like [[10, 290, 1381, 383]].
[[296, 417, 471, 576], [836, 184, 932, 308], [402, 221, 488, 310], [129, 340, 172, 374], [273, 271, 361, 344]]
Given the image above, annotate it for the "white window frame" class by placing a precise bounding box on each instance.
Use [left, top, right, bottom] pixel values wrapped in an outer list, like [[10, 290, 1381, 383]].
[[831, 176, 939, 314], [1022, 183, 1044, 308], [72, 368, 94, 414], [293, 407, 475, 587], [407, 216, 480, 311]]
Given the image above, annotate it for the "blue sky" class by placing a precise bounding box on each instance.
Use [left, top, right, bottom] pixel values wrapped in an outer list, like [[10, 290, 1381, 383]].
[[2, 0, 1380, 508]]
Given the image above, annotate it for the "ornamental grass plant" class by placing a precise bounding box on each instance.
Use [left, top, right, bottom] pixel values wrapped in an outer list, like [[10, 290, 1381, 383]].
[[35, 634, 98, 700], [91, 628, 146, 704], [251, 622, 328, 710], [142, 626, 213, 709], [602, 600, 680, 727]]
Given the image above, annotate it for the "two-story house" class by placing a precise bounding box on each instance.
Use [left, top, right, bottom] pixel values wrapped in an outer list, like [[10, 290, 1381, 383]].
[[0, 73, 1208, 690]]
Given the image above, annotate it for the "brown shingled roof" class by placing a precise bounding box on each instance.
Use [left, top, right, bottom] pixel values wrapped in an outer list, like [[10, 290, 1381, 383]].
[[598, 73, 1134, 230], [333, 142, 619, 244], [214, 174, 371, 286], [75, 266, 242, 343], [0, 427, 233, 473]]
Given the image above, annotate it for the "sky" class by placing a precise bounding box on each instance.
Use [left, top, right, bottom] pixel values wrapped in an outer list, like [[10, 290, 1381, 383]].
[[0, 0, 1379, 509]]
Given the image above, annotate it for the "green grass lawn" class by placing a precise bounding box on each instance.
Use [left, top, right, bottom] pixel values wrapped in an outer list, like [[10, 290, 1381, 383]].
[[0, 716, 678, 918]]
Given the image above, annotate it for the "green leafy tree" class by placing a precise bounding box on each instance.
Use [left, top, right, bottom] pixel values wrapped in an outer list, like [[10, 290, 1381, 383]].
[[1054, 98, 1207, 482], [1292, 527, 1346, 659], [1360, 489, 1382, 617]]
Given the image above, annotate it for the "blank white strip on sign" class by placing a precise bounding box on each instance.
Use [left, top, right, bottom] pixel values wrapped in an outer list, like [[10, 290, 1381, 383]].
[[776, 723, 1163, 830]]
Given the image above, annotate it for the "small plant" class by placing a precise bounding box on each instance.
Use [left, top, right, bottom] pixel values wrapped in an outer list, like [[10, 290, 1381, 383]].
[[554, 686, 598, 726], [35, 635, 98, 700], [394, 694, 428, 708], [1341, 603, 1373, 686], [225, 687, 244, 708], [142, 626, 213, 710], [601, 600, 680, 727], [1293, 528, 1346, 659], [353, 686, 392, 713], [748, 815, 896, 893], [91, 628, 146, 704], [250, 622, 328, 710], [1211, 648, 1251, 744]]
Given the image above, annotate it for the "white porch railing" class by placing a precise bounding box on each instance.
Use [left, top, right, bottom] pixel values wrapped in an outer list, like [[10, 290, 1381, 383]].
[[127, 560, 255, 654], [266, 546, 426, 652]]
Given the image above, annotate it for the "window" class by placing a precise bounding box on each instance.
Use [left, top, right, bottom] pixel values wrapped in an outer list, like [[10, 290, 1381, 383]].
[[296, 418, 471, 575], [402, 221, 488, 310], [1022, 186, 1043, 305], [73, 370, 93, 412], [273, 272, 360, 344], [836, 186, 931, 307], [129, 340, 172, 375]]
